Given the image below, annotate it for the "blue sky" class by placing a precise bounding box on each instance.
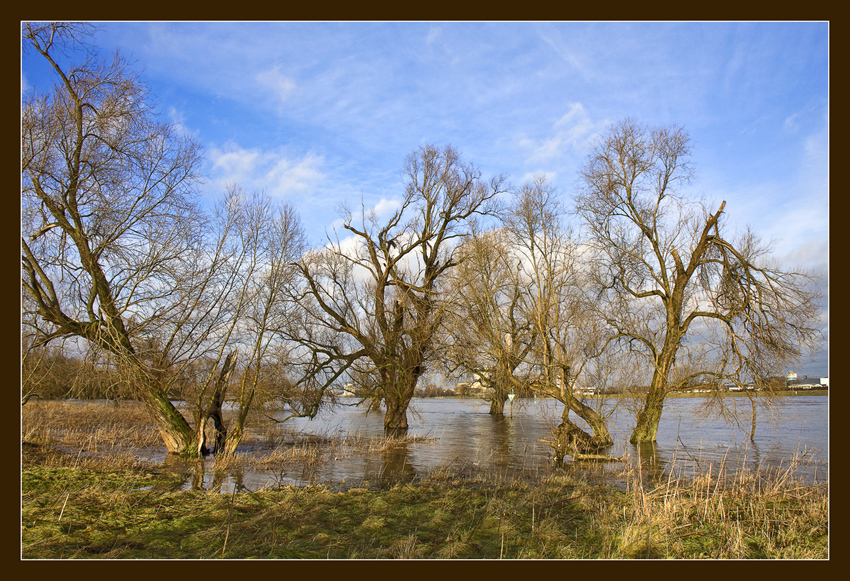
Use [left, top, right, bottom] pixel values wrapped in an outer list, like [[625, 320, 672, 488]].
[[21, 21, 829, 375]]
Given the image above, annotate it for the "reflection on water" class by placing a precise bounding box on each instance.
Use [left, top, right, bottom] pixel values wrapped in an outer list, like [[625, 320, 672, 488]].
[[168, 396, 827, 492]]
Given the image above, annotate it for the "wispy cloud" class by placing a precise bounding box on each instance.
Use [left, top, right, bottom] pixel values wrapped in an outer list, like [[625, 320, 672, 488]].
[[518, 103, 605, 166], [256, 65, 298, 108], [166, 106, 198, 139], [783, 114, 800, 134], [207, 143, 325, 199]]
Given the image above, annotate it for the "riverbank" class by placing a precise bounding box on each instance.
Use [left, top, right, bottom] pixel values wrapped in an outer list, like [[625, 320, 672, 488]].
[[22, 435, 828, 559]]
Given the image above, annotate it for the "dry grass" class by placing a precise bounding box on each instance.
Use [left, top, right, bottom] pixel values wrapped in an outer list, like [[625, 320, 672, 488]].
[[581, 453, 829, 559], [20, 400, 437, 484], [22, 400, 162, 454]]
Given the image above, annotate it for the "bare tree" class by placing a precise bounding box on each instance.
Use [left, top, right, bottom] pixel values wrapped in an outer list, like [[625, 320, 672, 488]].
[[176, 188, 309, 457], [21, 23, 311, 457], [575, 119, 822, 444], [503, 177, 616, 461], [442, 177, 619, 461], [295, 145, 506, 433], [441, 227, 536, 415], [22, 22, 208, 454]]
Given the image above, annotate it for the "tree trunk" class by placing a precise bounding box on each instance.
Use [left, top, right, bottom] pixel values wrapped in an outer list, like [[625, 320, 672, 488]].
[[208, 351, 238, 455], [749, 395, 757, 441], [220, 425, 243, 457], [551, 417, 597, 465], [488, 397, 506, 415], [630, 338, 678, 444], [548, 399, 619, 465], [384, 396, 411, 432], [630, 379, 667, 444], [209, 407, 228, 455], [569, 396, 613, 447], [383, 376, 416, 433], [142, 390, 196, 456]]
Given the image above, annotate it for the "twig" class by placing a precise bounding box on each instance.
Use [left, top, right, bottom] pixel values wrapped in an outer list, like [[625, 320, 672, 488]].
[[57, 491, 70, 522]]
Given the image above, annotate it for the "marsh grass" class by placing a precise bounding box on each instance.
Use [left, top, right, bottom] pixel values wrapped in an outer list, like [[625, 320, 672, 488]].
[[583, 452, 829, 559], [22, 400, 162, 451], [21, 400, 828, 559]]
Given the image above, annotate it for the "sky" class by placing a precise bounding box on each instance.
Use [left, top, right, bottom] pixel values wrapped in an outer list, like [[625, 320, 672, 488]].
[[21, 21, 829, 376]]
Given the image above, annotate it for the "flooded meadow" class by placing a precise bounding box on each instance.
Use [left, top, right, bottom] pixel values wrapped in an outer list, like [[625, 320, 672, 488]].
[[152, 395, 828, 493], [22, 394, 830, 558]]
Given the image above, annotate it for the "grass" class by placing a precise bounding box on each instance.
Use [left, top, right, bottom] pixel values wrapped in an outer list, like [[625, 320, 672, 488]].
[[21, 399, 829, 559], [21, 449, 828, 559]]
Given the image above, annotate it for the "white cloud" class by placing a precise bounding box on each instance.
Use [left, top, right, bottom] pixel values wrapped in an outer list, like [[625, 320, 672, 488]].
[[372, 198, 402, 219], [520, 171, 558, 185], [208, 143, 324, 199], [325, 197, 403, 234]]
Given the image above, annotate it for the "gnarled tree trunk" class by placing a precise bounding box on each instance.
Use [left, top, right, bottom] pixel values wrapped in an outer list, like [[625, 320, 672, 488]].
[[383, 378, 416, 433], [630, 342, 677, 444], [141, 389, 195, 456]]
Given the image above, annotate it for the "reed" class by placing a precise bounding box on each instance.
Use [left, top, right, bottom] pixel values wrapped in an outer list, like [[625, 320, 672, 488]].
[[582, 451, 829, 558], [22, 400, 162, 454]]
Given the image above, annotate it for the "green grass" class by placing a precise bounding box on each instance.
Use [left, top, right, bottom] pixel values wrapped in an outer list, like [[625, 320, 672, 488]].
[[21, 449, 828, 559]]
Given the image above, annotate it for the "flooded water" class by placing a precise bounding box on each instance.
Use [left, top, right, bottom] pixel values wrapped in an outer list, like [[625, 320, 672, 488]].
[[167, 395, 827, 493]]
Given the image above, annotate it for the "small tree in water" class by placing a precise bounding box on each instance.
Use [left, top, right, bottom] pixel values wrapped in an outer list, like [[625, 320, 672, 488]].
[[441, 227, 537, 416], [504, 177, 616, 461]]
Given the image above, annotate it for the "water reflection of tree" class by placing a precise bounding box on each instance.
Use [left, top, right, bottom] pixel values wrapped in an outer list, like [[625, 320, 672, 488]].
[[377, 442, 416, 488], [630, 441, 666, 488], [159, 456, 246, 492], [489, 415, 513, 469]]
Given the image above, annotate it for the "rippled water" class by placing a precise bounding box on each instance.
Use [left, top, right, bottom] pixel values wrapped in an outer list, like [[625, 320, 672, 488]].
[[169, 395, 827, 493]]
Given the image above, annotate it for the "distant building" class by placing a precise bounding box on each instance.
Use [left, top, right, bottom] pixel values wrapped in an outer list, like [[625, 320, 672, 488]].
[[787, 375, 825, 390]]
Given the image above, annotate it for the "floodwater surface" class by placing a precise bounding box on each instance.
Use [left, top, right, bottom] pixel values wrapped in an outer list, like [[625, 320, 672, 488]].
[[173, 395, 828, 493]]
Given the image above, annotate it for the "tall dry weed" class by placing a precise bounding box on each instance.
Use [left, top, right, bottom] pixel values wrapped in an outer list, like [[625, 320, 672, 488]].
[[592, 452, 828, 559]]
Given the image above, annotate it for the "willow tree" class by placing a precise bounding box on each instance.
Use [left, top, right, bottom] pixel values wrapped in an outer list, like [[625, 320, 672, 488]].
[[182, 189, 309, 457], [504, 177, 615, 460], [21, 23, 311, 457], [296, 145, 505, 432], [22, 22, 206, 453], [441, 227, 536, 415], [575, 119, 821, 444]]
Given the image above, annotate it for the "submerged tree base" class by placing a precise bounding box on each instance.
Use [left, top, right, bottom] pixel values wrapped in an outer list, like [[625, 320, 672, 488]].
[[545, 421, 620, 466]]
